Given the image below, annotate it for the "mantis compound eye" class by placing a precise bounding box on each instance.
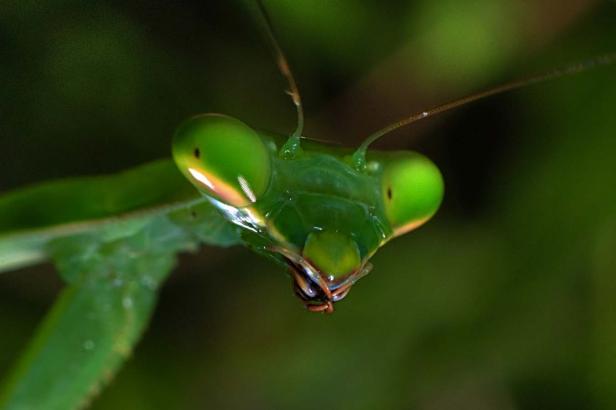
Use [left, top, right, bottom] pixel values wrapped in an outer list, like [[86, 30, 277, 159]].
[[172, 114, 272, 207], [380, 152, 444, 236]]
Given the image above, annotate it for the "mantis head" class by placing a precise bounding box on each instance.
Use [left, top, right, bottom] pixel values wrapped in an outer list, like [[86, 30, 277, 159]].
[[173, 114, 444, 313]]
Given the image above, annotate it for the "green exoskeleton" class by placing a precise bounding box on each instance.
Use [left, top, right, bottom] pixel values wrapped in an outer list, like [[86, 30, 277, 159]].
[[170, 1, 446, 312], [172, 114, 443, 312]]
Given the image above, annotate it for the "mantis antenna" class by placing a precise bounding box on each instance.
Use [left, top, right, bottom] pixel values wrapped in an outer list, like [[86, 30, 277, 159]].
[[253, 0, 305, 154], [352, 52, 616, 169]]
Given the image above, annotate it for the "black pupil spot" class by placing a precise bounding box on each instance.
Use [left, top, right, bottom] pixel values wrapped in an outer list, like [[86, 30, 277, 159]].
[[194, 148, 200, 159], [387, 187, 393, 200]]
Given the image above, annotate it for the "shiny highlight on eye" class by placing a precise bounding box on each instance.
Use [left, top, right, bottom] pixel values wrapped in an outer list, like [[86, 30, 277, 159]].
[[187, 167, 248, 207], [188, 168, 214, 190]]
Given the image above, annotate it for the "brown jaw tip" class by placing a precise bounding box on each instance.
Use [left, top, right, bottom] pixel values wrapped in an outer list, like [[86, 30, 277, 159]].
[[307, 301, 334, 314]]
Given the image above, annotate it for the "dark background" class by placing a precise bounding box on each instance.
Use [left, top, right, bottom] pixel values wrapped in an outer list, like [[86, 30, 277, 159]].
[[1, 1, 616, 409]]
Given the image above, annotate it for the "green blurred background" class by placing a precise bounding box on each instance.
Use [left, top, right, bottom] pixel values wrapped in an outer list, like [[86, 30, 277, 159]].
[[1, 0, 616, 409]]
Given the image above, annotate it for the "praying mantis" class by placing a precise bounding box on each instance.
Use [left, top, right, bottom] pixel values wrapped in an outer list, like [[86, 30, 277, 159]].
[[0, 1, 614, 409]]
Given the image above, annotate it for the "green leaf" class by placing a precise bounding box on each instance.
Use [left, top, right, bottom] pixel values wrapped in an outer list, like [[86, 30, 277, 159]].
[[0, 216, 194, 410]]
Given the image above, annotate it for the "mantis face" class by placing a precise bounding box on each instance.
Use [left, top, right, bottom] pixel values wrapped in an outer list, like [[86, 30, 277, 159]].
[[173, 114, 444, 312]]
